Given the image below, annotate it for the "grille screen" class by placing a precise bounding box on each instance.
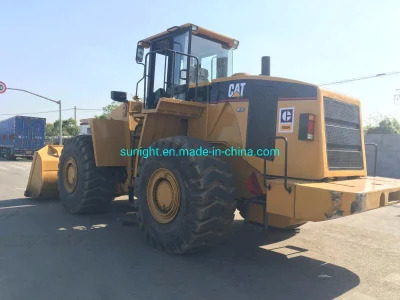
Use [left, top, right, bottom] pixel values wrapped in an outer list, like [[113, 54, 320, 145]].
[[324, 97, 363, 170]]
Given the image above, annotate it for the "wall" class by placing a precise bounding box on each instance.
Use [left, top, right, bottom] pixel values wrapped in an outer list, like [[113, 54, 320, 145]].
[[365, 134, 400, 179]]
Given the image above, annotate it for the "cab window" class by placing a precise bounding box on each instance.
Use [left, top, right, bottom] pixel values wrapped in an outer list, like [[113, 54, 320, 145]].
[[189, 35, 233, 83]]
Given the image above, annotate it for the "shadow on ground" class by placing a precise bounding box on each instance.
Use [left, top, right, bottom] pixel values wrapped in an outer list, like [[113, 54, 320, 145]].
[[0, 198, 360, 300]]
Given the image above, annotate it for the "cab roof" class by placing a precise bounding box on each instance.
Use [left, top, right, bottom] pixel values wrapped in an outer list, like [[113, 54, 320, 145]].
[[139, 23, 239, 49]]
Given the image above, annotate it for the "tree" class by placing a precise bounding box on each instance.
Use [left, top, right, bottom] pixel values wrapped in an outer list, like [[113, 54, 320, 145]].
[[94, 102, 120, 119], [45, 123, 58, 138], [46, 118, 79, 138], [365, 115, 400, 134]]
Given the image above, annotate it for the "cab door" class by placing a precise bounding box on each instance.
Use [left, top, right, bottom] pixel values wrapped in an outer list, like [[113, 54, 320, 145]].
[[145, 29, 191, 108]]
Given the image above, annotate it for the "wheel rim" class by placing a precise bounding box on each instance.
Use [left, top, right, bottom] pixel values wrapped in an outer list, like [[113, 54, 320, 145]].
[[63, 157, 78, 193], [147, 168, 180, 224]]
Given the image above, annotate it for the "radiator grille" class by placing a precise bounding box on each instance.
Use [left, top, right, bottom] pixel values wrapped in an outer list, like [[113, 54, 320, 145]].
[[324, 97, 363, 170]]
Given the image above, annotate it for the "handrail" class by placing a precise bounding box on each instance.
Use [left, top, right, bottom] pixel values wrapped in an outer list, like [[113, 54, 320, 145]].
[[263, 136, 291, 194], [141, 49, 199, 108], [134, 64, 145, 99]]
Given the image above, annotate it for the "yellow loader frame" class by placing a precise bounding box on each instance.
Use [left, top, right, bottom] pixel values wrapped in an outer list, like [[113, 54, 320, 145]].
[[25, 23, 400, 253]]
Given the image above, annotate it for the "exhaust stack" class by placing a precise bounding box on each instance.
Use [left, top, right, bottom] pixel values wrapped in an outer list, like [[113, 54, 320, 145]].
[[261, 56, 270, 76]]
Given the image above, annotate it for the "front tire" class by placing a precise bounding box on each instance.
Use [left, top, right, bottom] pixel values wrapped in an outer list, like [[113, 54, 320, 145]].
[[135, 136, 236, 254], [58, 135, 117, 214]]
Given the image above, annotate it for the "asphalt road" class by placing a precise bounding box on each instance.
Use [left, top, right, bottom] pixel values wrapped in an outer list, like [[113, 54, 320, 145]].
[[0, 158, 399, 300]]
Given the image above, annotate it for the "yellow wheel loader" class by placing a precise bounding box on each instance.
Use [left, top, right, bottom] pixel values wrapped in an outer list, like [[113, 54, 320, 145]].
[[25, 24, 400, 254]]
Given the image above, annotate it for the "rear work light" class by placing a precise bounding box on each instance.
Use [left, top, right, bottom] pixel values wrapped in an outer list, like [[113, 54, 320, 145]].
[[298, 113, 315, 140]]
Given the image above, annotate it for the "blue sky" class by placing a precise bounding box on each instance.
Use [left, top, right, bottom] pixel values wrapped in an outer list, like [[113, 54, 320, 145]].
[[1, 0, 399, 123]]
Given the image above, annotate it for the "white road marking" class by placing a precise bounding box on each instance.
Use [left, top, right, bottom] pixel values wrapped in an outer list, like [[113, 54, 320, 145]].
[[0, 204, 36, 210]]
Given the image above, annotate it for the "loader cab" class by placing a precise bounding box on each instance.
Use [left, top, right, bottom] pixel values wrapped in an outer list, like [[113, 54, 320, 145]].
[[136, 24, 238, 108]]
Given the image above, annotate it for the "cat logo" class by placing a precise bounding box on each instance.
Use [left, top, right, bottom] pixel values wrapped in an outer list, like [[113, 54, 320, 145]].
[[228, 82, 246, 98], [278, 107, 295, 133]]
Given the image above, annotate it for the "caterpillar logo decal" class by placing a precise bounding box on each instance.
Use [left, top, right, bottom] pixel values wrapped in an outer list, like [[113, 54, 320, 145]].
[[278, 107, 295, 133], [228, 82, 246, 98]]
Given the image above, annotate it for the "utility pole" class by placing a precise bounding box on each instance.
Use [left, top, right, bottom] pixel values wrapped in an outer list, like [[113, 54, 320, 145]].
[[394, 89, 400, 106], [74, 106, 77, 121]]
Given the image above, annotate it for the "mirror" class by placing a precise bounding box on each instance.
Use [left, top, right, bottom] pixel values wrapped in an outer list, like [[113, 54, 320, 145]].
[[111, 91, 127, 102], [136, 45, 144, 63]]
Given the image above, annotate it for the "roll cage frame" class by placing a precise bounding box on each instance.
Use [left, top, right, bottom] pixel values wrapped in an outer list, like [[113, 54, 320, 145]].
[[135, 25, 232, 109], [135, 26, 197, 109]]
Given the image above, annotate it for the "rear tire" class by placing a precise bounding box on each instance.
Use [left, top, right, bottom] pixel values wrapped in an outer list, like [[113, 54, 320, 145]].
[[58, 135, 117, 214], [135, 136, 236, 254]]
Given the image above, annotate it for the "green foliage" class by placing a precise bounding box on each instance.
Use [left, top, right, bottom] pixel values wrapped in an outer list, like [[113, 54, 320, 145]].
[[46, 118, 79, 137], [45, 123, 58, 137], [364, 114, 400, 134], [94, 102, 120, 119]]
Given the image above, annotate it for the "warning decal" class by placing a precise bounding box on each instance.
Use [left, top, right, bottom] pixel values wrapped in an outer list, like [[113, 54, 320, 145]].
[[278, 107, 295, 133]]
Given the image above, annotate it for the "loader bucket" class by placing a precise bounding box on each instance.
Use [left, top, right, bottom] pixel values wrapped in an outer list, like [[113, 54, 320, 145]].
[[25, 145, 63, 198]]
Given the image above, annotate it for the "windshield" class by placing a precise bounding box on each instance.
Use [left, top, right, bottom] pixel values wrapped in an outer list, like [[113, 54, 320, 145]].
[[189, 35, 233, 83]]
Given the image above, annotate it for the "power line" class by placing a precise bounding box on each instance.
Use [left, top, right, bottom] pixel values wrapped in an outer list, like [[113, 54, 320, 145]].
[[320, 71, 400, 86], [76, 108, 103, 111], [0, 107, 103, 116], [0, 108, 73, 116]]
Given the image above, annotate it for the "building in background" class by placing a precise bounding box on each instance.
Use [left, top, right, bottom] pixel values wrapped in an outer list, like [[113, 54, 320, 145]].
[[79, 119, 91, 135]]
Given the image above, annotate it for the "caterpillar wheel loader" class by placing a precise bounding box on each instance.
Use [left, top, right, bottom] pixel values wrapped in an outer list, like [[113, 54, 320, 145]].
[[25, 24, 400, 254]]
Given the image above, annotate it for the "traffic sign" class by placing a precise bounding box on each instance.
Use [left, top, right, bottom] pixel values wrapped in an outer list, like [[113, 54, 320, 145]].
[[0, 81, 6, 94]]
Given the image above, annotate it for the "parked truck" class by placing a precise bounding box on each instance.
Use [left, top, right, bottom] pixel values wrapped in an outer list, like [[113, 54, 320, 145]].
[[0, 116, 46, 160]]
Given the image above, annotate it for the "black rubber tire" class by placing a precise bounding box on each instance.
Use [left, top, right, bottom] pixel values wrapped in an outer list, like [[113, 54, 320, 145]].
[[135, 136, 236, 254], [58, 135, 117, 214], [236, 201, 247, 219]]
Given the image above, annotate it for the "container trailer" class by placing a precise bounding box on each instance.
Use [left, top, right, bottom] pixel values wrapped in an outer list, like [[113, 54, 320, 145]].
[[0, 116, 46, 160]]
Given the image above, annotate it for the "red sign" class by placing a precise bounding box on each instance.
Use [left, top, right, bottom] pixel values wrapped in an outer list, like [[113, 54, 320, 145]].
[[0, 81, 6, 94]]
